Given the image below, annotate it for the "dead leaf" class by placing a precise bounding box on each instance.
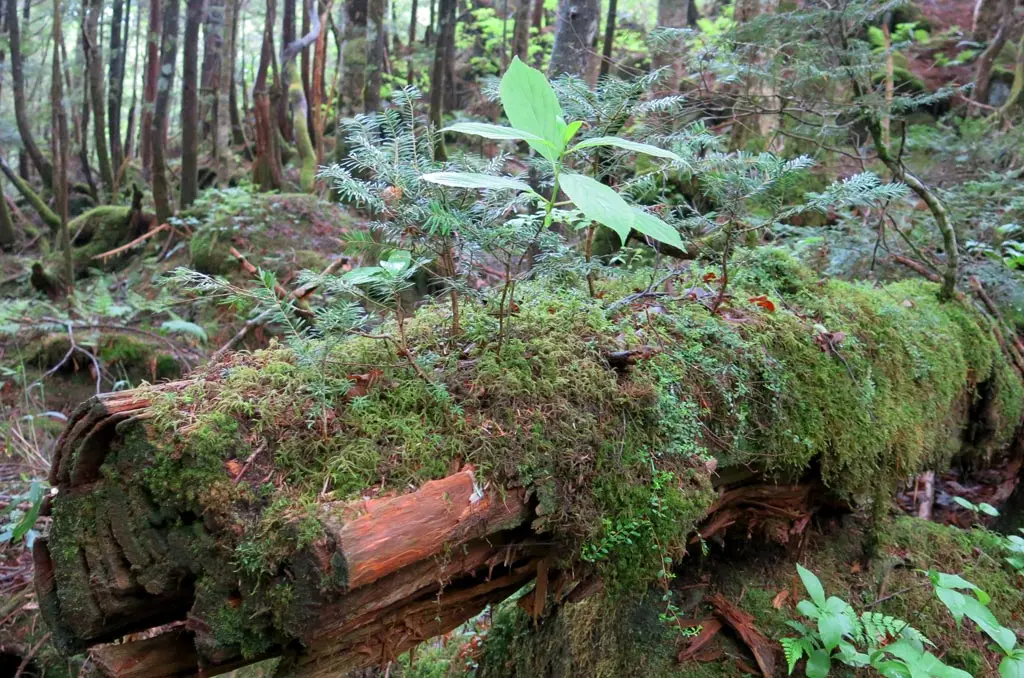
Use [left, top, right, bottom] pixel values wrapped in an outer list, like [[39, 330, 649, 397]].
[[771, 590, 789, 609], [748, 295, 776, 312], [225, 459, 244, 477]]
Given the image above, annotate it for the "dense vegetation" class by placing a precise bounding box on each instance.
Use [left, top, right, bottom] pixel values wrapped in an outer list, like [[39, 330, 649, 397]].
[[1, 0, 1024, 676]]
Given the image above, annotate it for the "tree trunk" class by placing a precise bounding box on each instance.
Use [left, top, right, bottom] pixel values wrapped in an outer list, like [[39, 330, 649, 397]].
[[86, 0, 116, 198], [125, 0, 142, 163], [338, 0, 368, 114], [302, 0, 314, 132], [52, 0, 73, 290], [202, 0, 226, 144], [428, 0, 456, 159], [407, 0, 418, 82], [548, 0, 599, 78], [312, 0, 334, 162], [254, 0, 285, 190], [511, 0, 530, 61], [6, 0, 54, 188], [152, 0, 181, 224], [108, 0, 128, 178], [364, 0, 385, 112], [425, 0, 434, 43], [284, 0, 321, 192], [653, 0, 690, 77], [973, 0, 1005, 42], [214, 0, 236, 180], [280, 0, 297, 137], [598, 0, 617, 77], [33, 269, 1024, 676], [531, 0, 543, 30], [180, 0, 203, 208], [75, 27, 100, 203], [141, 0, 162, 178], [0, 177, 16, 250], [229, 0, 247, 147], [971, 0, 1016, 110]]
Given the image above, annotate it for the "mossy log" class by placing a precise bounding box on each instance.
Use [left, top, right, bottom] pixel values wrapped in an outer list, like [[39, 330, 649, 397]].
[[33, 254, 1024, 676]]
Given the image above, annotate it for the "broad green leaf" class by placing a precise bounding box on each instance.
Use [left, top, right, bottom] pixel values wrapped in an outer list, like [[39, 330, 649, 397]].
[[871, 660, 913, 678], [499, 56, 567, 161], [421, 172, 534, 193], [818, 611, 850, 651], [806, 649, 832, 678], [558, 173, 634, 243], [952, 496, 977, 512], [796, 599, 821, 619], [979, 502, 1000, 516], [933, 572, 990, 605], [379, 250, 413, 276], [797, 564, 827, 607], [1000, 654, 1024, 678], [632, 209, 684, 249], [571, 135, 686, 163], [441, 122, 550, 144], [343, 266, 385, 284]]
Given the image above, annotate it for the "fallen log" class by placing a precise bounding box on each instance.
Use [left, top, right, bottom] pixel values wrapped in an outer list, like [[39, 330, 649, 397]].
[[34, 254, 1024, 676]]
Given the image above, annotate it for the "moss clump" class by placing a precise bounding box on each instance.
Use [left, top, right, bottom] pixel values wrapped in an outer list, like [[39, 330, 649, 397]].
[[189, 227, 234, 275], [476, 516, 1022, 678], [65, 206, 135, 271], [87, 250, 1018, 656]]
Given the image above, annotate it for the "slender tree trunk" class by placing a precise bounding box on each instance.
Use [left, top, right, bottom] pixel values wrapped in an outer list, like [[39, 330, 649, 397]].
[[229, 0, 246, 147], [6, 0, 54, 188], [971, 0, 1016, 110], [86, 0, 116, 198], [181, 0, 203, 208], [511, 0, 530, 61], [339, 0, 368, 114], [429, 0, 456, 160], [301, 0, 314, 132], [141, 0, 162, 178], [284, 0, 321, 192], [407, 0, 418, 82], [254, 0, 284, 189], [548, 0, 599, 78], [425, 0, 434, 44], [108, 0, 127, 177], [152, 0, 181, 223], [280, 0, 297, 136], [598, 0, 617, 77], [531, 0, 543, 29], [202, 0, 226, 143], [313, 0, 334, 162], [973, 0, 1004, 42], [125, 0, 140, 162], [216, 0, 237, 179], [75, 28, 99, 203], [365, 0, 385, 112], [0, 176, 14, 249], [52, 0, 73, 289]]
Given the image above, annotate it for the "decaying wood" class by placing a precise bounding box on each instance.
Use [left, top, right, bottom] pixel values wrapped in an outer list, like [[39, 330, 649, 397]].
[[709, 593, 777, 677]]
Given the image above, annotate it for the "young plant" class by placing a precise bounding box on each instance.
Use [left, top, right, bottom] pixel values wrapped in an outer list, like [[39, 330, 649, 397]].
[[782, 564, 969, 678]]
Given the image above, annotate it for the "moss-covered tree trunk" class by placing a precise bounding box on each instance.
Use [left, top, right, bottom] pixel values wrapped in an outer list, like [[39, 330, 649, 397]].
[[151, 0, 181, 224], [34, 259, 1024, 677]]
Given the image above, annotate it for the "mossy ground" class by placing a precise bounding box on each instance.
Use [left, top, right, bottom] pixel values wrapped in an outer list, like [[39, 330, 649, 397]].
[[469, 516, 1024, 678], [53, 250, 1022, 659]]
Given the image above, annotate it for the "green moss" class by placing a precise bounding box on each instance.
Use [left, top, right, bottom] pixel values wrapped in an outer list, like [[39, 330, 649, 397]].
[[86, 250, 1017, 661], [190, 227, 234, 275]]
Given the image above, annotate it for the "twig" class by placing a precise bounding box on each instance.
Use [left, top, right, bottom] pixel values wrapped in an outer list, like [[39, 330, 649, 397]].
[[92, 222, 170, 260], [14, 632, 50, 678]]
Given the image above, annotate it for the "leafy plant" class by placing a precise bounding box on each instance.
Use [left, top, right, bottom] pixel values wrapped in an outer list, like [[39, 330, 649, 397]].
[[951, 495, 1001, 517], [0, 480, 45, 548], [783, 564, 969, 678]]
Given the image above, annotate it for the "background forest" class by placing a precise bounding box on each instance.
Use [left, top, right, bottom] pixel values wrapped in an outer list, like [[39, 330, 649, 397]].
[[2, 0, 1024, 676]]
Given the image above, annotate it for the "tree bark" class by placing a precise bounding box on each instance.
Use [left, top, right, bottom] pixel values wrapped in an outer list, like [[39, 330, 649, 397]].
[[364, 0, 386, 112], [280, 0, 297, 137], [180, 0, 203, 208], [971, 0, 1017, 110], [6, 0, 54, 188], [511, 0, 530, 61], [152, 0, 181, 223], [598, 0, 617, 77], [229, 0, 247, 147], [202, 0, 226, 143], [428, 0, 456, 159], [0, 177, 16, 250], [653, 0, 690, 76], [338, 0, 368, 114], [141, 0, 162, 178], [407, 0, 418, 82], [973, 0, 1005, 42], [548, 0, 599, 78], [52, 0, 73, 289], [284, 0, 321, 192], [312, 0, 334, 162], [254, 0, 285, 189], [108, 0, 128, 177], [85, 0, 116, 198]]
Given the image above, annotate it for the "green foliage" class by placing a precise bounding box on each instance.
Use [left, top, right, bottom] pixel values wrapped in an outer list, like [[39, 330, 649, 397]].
[[784, 564, 968, 678], [0, 479, 45, 547]]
